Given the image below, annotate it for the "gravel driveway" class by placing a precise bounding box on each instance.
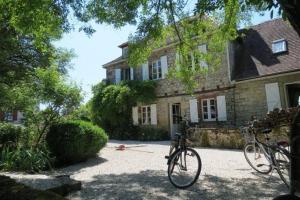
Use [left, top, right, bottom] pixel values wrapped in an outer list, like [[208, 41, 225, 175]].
[[3, 140, 288, 199]]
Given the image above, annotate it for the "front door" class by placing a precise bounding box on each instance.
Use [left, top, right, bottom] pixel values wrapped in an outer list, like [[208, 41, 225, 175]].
[[170, 103, 181, 138]]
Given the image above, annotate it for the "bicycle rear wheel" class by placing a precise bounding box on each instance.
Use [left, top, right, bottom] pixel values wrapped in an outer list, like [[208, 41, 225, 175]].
[[244, 142, 272, 174], [274, 149, 290, 189], [168, 147, 201, 189]]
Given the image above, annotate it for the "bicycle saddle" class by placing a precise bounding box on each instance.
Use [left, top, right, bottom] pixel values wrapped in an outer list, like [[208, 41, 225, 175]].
[[262, 128, 272, 134], [277, 140, 289, 147]]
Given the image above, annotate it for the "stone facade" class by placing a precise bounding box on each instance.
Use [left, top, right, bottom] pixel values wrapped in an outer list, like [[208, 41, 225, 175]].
[[234, 73, 300, 126], [103, 19, 300, 146]]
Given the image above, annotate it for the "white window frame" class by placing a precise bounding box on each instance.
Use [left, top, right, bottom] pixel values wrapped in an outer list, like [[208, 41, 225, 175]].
[[122, 47, 128, 57], [4, 112, 13, 121], [151, 59, 162, 80], [272, 39, 287, 53], [201, 98, 216, 121], [139, 106, 151, 125]]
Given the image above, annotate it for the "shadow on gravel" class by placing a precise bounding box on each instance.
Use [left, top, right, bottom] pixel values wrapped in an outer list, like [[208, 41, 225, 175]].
[[56, 157, 108, 175], [69, 170, 288, 200]]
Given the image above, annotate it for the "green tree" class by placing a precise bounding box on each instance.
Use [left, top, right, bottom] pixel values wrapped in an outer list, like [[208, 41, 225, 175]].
[[90, 81, 156, 139], [24, 67, 82, 146]]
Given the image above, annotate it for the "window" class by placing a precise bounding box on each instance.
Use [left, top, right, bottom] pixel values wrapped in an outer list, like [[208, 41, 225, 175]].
[[4, 112, 13, 121], [122, 47, 128, 57], [151, 59, 162, 80], [272, 39, 287, 53], [138, 106, 151, 125], [121, 68, 131, 81], [172, 103, 181, 124], [201, 98, 216, 121]]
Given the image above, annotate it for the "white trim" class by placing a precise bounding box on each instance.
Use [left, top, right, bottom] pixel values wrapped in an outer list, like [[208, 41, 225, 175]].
[[201, 98, 216, 121]]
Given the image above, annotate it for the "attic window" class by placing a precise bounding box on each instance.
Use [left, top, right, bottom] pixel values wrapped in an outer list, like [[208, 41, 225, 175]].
[[272, 39, 287, 53], [122, 47, 128, 57]]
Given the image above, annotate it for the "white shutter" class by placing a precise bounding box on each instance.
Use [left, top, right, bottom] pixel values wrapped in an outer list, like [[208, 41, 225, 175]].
[[132, 107, 138, 125], [189, 99, 199, 123], [150, 104, 157, 125], [265, 83, 281, 112], [198, 44, 208, 68], [115, 68, 121, 83], [142, 62, 149, 80], [217, 96, 227, 121], [130, 67, 134, 80], [160, 55, 168, 79]]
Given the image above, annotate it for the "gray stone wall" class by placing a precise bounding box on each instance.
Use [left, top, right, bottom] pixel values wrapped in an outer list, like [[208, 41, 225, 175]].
[[235, 73, 300, 126]]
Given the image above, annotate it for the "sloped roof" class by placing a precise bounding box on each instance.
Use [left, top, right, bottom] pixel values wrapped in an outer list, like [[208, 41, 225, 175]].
[[102, 56, 126, 68], [233, 18, 300, 81]]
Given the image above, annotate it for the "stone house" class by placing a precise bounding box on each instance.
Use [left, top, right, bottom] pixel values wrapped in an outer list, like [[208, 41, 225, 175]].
[[103, 18, 300, 138]]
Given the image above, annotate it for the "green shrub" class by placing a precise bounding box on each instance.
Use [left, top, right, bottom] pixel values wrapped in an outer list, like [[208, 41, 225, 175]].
[[46, 120, 108, 165], [137, 126, 169, 141], [0, 123, 23, 148], [0, 145, 52, 172]]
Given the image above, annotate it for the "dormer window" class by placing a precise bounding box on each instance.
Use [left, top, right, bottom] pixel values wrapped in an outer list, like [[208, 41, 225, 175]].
[[122, 47, 128, 57], [272, 39, 287, 53]]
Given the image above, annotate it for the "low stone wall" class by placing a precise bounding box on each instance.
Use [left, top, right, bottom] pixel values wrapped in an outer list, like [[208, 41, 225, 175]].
[[189, 126, 290, 149], [189, 128, 245, 149]]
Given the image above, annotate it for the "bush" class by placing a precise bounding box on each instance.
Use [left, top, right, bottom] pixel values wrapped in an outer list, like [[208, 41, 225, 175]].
[[0, 123, 24, 148], [46, 120, 108, 165], [137, 126, 169, 141], [0, 145, 52, 172]]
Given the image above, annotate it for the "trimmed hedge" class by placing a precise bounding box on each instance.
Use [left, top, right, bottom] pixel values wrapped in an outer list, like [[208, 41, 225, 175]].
[[46, 120, 108, 165]]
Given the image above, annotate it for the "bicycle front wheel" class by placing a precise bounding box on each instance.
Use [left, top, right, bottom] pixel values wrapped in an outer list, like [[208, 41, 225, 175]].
[[168, 147, 201, 189], [274, 149, 290, 189], [244, 142, 272, 174]]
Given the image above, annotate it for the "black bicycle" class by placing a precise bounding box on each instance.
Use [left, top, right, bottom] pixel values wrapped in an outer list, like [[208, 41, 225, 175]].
[[165, 117, 201, 189], [243, 122, 291, 188]]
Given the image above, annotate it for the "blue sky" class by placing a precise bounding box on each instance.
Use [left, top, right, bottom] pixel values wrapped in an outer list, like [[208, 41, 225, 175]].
[[54, 11, 279, 103]]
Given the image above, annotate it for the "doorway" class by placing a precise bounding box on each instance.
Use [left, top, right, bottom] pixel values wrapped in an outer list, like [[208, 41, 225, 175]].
[[170, 103, 181, 138], [286, 84, 300, 107]]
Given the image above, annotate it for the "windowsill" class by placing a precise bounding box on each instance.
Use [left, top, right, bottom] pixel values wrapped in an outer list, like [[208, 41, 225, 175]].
[[202, 119, 217, 122]]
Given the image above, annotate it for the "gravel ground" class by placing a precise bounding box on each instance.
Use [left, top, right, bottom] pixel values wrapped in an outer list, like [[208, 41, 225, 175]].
[[2, 140, 288, 200]]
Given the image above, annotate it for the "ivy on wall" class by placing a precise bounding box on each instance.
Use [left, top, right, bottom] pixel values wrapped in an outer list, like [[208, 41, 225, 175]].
[[90, 80, 156, 139]]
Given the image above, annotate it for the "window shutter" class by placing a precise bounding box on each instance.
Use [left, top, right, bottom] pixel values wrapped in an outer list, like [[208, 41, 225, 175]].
[[130, 67, 134, 80], [13, 111, 17, 121], [132, 107, 139, 125], [150, 104, 157, 125], [265, 82, 281, 112], [115, 68, 121, 83], [198, 44, 208, 68], [189, 99, 199, 123], [160, 55, 168, 79], [217, 96, 227, 121], [142, 62, 149, 80]]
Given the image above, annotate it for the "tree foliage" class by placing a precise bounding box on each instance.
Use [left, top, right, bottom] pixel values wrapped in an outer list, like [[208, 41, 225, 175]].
[[90, 80, 156, 139]]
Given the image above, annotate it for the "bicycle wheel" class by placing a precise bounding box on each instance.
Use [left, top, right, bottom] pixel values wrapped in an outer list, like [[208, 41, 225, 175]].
[[244, 142, 272, 174], [168, 147, 201, 189], [274, 149, 290, 189]]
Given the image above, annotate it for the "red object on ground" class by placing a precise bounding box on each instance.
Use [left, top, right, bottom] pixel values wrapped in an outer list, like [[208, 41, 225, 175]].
[[116, 145, 125, 151]]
